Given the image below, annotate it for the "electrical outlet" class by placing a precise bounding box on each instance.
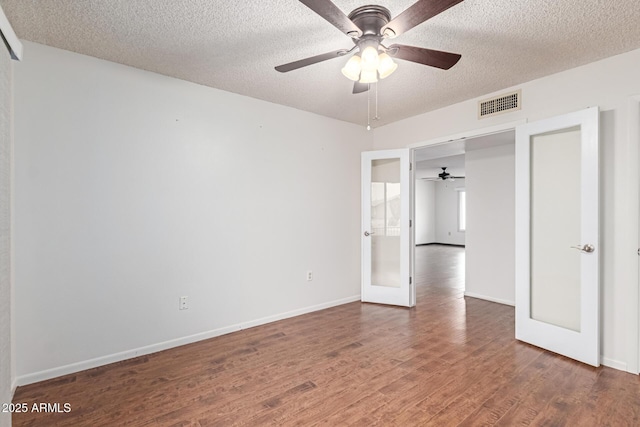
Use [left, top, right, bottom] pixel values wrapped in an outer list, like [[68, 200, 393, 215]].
[[179, 296, 189, 310], [306, 271, 313, 281]]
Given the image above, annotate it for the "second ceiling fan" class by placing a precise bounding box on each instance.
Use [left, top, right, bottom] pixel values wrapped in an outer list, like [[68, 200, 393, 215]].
[[421, 167, 465, 181], [275, 0, 464, 94]]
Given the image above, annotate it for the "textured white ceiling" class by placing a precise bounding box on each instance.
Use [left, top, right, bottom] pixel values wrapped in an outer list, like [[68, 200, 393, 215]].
[[2, 0, 640, 127]]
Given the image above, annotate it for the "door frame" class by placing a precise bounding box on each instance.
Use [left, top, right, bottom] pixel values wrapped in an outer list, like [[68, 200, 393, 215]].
[[629, 94, 640, 374], [407, 120, 524, 300], [407, 121, 526, 150]]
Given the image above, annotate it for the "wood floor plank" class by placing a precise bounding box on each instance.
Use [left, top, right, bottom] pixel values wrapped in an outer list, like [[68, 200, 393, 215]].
[[12, 245, 640, 426], [494, 354, 587, 426], [456, 347, 551, 426]]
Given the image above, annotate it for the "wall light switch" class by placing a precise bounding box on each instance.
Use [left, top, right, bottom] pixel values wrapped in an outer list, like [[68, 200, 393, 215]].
[[179, 296, 189, 310]]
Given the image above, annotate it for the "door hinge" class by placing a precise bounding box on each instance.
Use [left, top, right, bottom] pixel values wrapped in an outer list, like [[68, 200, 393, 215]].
[[409, 163, 412, 171], [409, 277, 412, 285], [409, 219, 412, 227]]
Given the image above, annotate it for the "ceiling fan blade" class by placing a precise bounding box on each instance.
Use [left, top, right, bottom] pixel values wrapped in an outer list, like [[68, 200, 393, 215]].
[[388, 44, 461, 70], [353, 82, 369, 94], [382, 0, 464, 38], [275, 49, 347, 73], [298, 0, 362, 37]]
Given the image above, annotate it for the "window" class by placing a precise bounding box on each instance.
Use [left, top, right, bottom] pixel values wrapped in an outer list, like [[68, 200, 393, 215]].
[[458, 190, 466, 232]]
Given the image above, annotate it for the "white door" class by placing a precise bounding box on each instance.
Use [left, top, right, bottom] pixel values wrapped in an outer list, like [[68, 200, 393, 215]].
[[515, 107, 600, 366], [361, 149, 415, 307]]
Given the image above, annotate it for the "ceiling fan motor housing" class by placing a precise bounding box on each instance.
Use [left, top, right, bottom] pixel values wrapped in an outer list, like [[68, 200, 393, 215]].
[[348, 6, 391, 39]]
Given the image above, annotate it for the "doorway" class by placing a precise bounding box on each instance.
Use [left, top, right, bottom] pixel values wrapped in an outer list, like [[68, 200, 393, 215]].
[[413, 130, 516, 306], [407, 107, 603, 367]]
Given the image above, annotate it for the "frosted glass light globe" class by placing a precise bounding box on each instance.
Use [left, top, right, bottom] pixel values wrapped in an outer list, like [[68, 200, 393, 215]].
[[360, 46, 380, 71], [341, 55, 362, 81], [377, 53, 398, 79], [359, 68, 378, 84]]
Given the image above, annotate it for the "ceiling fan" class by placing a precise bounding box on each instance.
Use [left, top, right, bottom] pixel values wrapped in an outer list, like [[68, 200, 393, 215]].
[[421, 167, 465, 181], [275, 0, 464, 94]]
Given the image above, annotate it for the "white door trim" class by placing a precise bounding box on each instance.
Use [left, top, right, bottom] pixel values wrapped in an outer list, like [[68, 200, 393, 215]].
[[407, 120, 526, 150], [628, 95, 640, 374], [409, 148, 416, 307]]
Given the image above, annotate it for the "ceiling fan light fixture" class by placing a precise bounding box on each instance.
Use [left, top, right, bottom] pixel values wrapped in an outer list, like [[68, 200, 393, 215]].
[[341, 55, 362, 81], [360, 45, 380, 71], [377, 52, 398, 79], [273, 0, 465, 128], [359, 68, 378, 84]]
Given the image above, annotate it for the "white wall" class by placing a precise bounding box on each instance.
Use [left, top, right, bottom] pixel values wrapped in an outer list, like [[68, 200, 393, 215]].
[[373, 47, 640, 371], [415, 180, 435, 244], [465, 144, 515, 305], [0, 28, 14, 427], [13, 42, 372, 384], [434, 180, 465, 245], [415, 179, 466, 246]]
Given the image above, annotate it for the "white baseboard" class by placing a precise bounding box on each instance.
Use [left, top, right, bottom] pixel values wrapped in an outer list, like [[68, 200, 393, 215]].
[[17, 294, 361, 386], [464, 291, 515, 307], [601, 356, 627, 372]]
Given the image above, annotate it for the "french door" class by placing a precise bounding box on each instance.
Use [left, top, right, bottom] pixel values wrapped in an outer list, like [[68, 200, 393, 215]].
[[361, 149, 415, 307], [515, 107, 600, 366]]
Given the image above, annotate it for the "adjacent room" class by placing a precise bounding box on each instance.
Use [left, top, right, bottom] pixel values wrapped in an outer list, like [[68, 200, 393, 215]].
[[414, 151, 467, 297], [1, 0, 640, 426]]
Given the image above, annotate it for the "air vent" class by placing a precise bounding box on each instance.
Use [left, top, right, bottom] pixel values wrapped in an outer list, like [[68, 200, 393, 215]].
[[478, 90, 521, 119]]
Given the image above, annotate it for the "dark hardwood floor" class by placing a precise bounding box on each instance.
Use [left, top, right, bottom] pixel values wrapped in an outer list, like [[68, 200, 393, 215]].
[[13, 245, 640, 426]]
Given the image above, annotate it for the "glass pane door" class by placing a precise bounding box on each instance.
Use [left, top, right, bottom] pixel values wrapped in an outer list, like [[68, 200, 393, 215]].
[[515, 107, 600, 367], [362, 149, 414, 307]]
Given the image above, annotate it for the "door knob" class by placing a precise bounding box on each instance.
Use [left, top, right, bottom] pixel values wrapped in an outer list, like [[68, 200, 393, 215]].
[[570, 244, 595, 253], [364, 231, 374, 237]]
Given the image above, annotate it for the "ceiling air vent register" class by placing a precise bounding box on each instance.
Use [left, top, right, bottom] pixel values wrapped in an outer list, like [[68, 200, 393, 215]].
[[478, 90, 521, 119]]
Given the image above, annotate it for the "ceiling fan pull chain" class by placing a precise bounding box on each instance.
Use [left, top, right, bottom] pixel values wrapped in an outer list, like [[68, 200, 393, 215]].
[[374, 82, 379, 121], [367, 84, 371, 130]]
